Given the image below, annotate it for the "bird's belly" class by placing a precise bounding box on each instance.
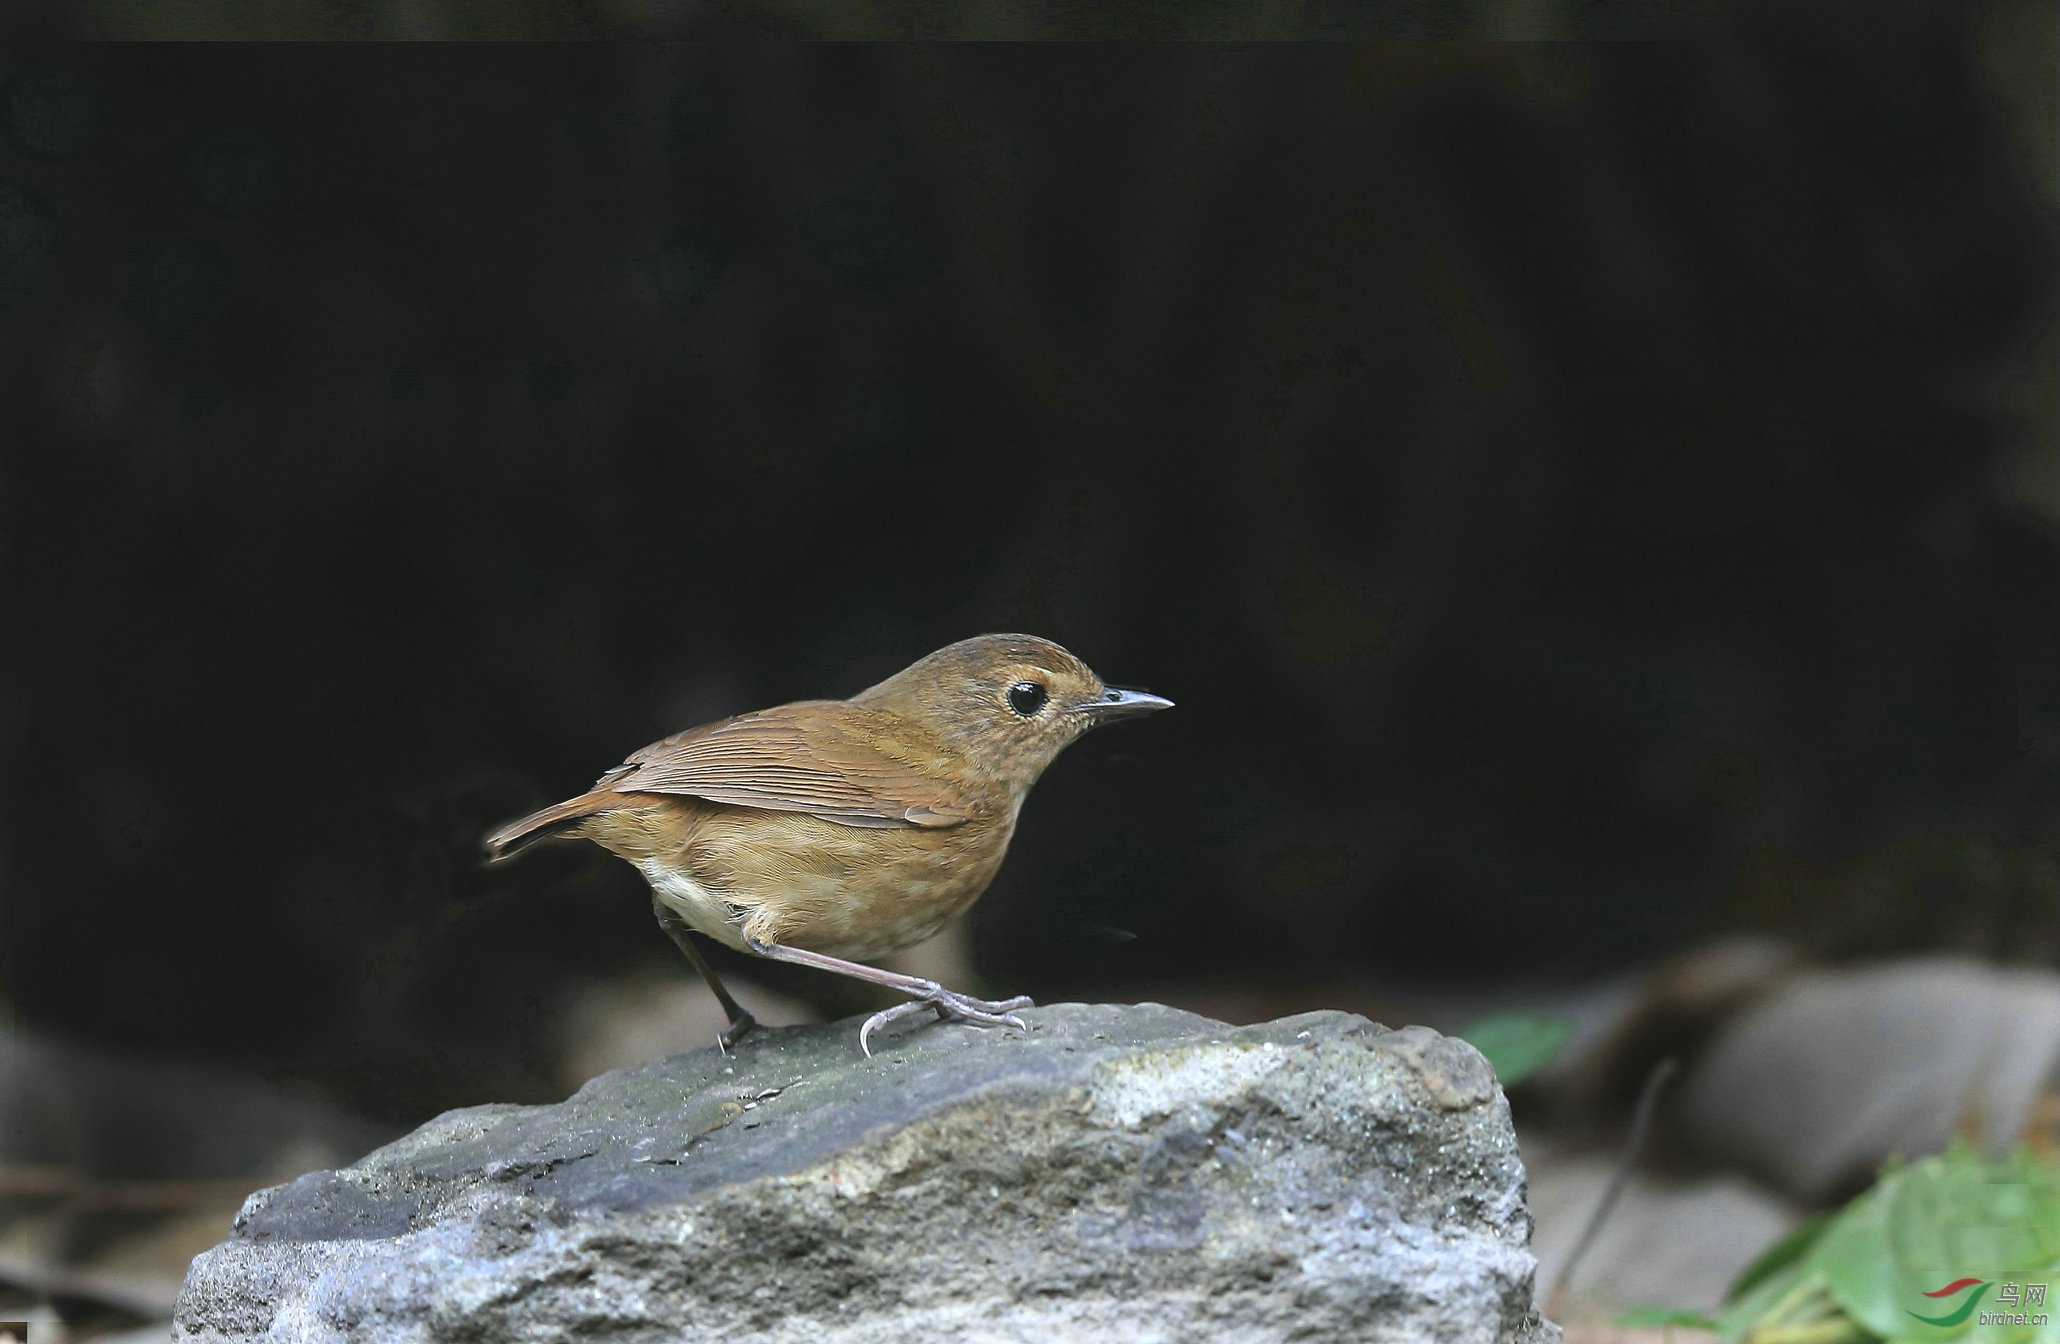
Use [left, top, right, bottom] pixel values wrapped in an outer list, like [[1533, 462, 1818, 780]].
[[640, 859, 752, 952], [698, 813, 1013, 962], [591, 796, 1014, 962], [801, 859, 985, 961]]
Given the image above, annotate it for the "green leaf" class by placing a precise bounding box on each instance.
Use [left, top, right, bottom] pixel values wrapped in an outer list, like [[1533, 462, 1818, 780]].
[[1711, 1148, 2060, 1344], [1811, 1146, 2060, 1343], [1811, 1178, 1911, 1341], [1732, 1213, 1837, 1303], [1458, 1010, 1575, 1086], [1618, 1304, 1721, 1329], [1717, 1257, 1819, 1344]]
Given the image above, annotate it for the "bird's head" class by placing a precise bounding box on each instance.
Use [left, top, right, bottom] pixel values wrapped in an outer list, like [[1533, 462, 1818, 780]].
[[852, 633, 1172, 796]]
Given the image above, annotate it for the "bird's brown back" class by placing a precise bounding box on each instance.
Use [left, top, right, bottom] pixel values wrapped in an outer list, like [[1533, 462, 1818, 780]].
[[483, 699, 1000, 858], [603, 700, 994, 827]]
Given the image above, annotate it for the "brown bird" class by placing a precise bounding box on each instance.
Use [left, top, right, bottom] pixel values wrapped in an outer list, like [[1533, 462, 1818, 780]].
[[486, 634, 1171, 1056]]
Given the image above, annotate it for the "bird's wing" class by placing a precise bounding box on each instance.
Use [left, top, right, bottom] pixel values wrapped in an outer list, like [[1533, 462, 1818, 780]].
[[593, 701, 978, 829]]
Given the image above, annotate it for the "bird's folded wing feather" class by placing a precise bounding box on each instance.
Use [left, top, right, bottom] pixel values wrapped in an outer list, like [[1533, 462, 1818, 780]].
[[591, 701, 977, 828]]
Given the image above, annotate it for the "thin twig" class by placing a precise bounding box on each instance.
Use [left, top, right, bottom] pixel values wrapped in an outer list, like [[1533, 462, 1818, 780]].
[[1545, 1056, 1679, 1321]]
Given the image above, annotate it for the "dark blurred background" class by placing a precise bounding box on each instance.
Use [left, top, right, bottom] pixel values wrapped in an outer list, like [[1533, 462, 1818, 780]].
[[1, 9, 2055, 1130]]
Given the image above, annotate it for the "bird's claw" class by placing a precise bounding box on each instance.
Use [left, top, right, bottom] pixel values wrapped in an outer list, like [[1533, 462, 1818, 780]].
[[716, 1011, 759, 1056], [859, 990, 1035, 1057]]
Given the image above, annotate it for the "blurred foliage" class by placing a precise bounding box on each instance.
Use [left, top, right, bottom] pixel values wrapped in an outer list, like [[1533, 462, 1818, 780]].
[[1629, 1144, 2060, 1343], [1729, 1213, 1840, 1305], [1619, 1304, 1736, 1330], [1460, 1010, 1576, 1087]]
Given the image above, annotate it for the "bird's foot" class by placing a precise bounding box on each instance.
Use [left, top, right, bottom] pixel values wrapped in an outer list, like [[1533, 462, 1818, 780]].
[[859, 986, 1034, 1058], [716, 1010, 759, 1056]]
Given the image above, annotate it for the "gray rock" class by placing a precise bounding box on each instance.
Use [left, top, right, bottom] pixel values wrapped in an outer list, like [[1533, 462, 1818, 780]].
[[1679, 958, 2060, 1200], [174, 1003, 1557, 1344]]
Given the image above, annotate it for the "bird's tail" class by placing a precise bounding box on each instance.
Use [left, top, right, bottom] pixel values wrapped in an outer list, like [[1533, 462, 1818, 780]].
[[483, 791, 616, 862]]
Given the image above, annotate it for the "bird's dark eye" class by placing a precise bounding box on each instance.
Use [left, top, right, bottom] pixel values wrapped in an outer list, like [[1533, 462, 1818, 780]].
[[1007, 680, 1048, 717]]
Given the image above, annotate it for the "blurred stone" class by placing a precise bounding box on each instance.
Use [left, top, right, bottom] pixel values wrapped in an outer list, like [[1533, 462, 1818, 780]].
[[1526, 1149, 1797, 1316], [0, 1026, 393, 1183], [1550, 937, 1800, 1113], [1677, 958, 2060, 1200], [95, 1325, 177, 1344], [175, 1005, 1557, 1343], [0, 1029, 391, 1329]]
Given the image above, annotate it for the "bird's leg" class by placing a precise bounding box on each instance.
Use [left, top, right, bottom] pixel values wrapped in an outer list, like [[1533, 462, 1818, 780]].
[[742, 936, 1031, 1058], [652, 898, 758, 1052]]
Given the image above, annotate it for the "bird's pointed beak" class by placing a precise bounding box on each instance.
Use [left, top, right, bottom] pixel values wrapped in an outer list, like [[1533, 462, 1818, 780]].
[[1079, 686, 1174, 720]]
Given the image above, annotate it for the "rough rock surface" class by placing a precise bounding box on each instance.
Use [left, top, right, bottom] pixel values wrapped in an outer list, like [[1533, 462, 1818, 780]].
[[175, 1003, 1557, 1343]]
